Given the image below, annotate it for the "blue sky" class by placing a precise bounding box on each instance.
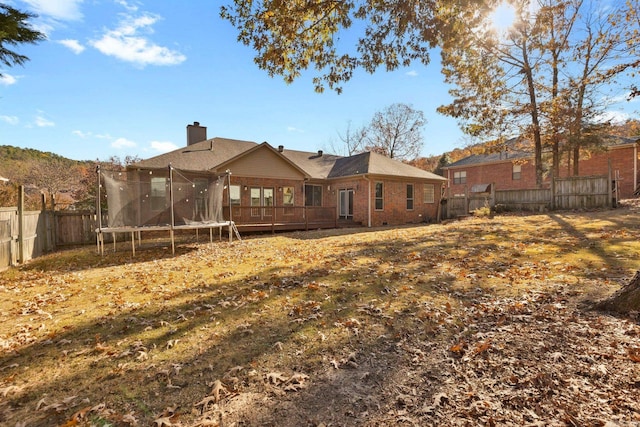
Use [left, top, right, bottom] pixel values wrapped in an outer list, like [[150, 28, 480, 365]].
[[1, 0, 638, 162]]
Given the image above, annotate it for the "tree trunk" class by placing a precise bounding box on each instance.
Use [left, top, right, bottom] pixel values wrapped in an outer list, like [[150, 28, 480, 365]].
[[597, 271, 640, 314]]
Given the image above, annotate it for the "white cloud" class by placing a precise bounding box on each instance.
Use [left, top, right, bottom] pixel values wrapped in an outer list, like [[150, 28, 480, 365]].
[[597, 110, 631, 124], [58, 39, 85, 54], [287, 126, 304, 133], [0, 115, 19, 125], [0, 73, 18, 86], [112, 137, 137, 149], [406, 70, 418, 77], [115, 0, 139, 13], [72, 130, 89, 138], [150, 141, 178, 152], [90, 12, 186, 67], [35, 116, 55, 127], [22, 0, 84, 21]]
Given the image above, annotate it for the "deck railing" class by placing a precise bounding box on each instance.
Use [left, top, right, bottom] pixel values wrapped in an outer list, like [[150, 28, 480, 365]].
[[223, 205, 337, 230]]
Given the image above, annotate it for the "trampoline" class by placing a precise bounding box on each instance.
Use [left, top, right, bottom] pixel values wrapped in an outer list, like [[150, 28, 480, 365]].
[[95, 165, 240, 255]]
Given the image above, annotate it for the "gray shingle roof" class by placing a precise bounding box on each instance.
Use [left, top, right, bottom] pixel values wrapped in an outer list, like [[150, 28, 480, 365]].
[[280, 149, 343, 179], [445, 150, 531, 168], [445, 135, 639, 169], [328, 152, 446, 180], [132, 138, 446, 182], [132, 137, 257, 172], [602, 135, 639, 147]]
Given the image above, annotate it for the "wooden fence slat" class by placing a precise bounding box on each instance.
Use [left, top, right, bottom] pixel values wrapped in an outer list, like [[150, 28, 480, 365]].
[[444, 175, 612, 219]]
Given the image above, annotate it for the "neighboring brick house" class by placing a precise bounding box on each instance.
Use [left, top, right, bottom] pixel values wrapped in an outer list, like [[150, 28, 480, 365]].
[[131, 122, 447, 229], [443, 136, 639, 199]]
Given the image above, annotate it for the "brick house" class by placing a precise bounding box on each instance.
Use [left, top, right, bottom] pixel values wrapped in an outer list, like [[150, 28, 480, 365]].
[[442, 136, 639, 199], [131, 122, 447, 230]]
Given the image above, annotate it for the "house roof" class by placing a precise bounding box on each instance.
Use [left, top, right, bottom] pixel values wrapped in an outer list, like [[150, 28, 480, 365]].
[[132, 137, 258, 171], [444, 134, 639, 170], [601, 135, 640, 148], [132, 138, 446, 182], [279, 148, 342, 179], [444, 150, 531, 169], [328, 152, 446, 181]]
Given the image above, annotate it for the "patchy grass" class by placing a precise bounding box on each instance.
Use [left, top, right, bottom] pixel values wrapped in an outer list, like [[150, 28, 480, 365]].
[[1, 203, 640, 426]]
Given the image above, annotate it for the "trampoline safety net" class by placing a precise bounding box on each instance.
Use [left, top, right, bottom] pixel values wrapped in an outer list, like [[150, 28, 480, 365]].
[[99, 167, 226, 228]]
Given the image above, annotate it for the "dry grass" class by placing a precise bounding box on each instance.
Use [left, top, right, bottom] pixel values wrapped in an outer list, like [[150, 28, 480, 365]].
[[1, 203, 640, 426]]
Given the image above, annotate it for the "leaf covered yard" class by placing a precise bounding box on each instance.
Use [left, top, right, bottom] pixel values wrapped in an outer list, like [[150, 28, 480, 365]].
[[1, 204, 640, 426]]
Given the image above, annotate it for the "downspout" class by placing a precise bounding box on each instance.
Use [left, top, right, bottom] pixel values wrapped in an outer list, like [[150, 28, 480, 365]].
[[363, 175, 372, 228]]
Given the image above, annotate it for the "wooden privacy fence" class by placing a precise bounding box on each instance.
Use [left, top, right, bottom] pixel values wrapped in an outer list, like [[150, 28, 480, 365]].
[[0, 207, 52, 270], [444, 175, 614, 219], [0, 186, 102, 270], [553, 175, 611, 210], [0, 207, 101, 270], [495, 188, 552, 212]]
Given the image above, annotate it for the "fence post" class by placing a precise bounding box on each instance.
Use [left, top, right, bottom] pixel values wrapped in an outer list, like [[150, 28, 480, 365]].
[[464, 186, 469, 215], [41, 193, 50, 252], [50, 194, 57, 249], [608, 159, 613, 208], [18, 185, 24, 264], [490, 183, 496, 211], [550, 174, 556, 211]]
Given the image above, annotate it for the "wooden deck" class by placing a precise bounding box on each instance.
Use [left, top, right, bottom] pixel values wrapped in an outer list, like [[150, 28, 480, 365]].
[[234, 218, 362, 234], [225, 206, 362, 234]]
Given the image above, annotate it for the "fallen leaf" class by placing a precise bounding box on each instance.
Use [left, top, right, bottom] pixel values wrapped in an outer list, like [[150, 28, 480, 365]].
[[153, 417, 174, 427], [210, 379, 228, 402], [628, 347, 640, 363], [472, 339, 492, 356], [266, 372, 288, 385]]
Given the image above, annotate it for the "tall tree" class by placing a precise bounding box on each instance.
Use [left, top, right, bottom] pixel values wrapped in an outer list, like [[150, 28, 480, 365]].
[[0, 3, 46, 75], [437, 0, 636, 185], [437, 0, 549, 185], [332, 120, 367, 156], [561, 0, 632, 176], [620, 0, 640, 99], [364, 103, 425, 160], [220, 0, 447, 93]]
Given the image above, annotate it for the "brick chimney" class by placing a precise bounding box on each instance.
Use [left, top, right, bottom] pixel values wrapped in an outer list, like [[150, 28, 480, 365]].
[[186, 121, 207, 146]]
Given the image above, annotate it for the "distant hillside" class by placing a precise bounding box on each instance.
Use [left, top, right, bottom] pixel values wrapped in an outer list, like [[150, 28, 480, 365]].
[[0, 145, 88, 182], [0, 145, 73, 162], [0, 146, 97, 209]]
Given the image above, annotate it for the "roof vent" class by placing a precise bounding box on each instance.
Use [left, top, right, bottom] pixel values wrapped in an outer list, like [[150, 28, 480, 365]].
[[317, 150, 323, 157], [278, 145, 284, 152]]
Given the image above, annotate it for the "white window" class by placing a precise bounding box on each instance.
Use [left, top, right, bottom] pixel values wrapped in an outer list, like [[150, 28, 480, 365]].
[[453, 171, 466, 184], [229, 184, 241, 217], [282, 186, 294, 206], [423, 184, 435, 203], [229, 184, 241, 206], [406, 184, 414, 210], [375, 182, 384, 210], [151, 177, 167, 211], [194, 179, 208, 217], [305, 184, 322, 207], [512, 164, 522, 180]]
